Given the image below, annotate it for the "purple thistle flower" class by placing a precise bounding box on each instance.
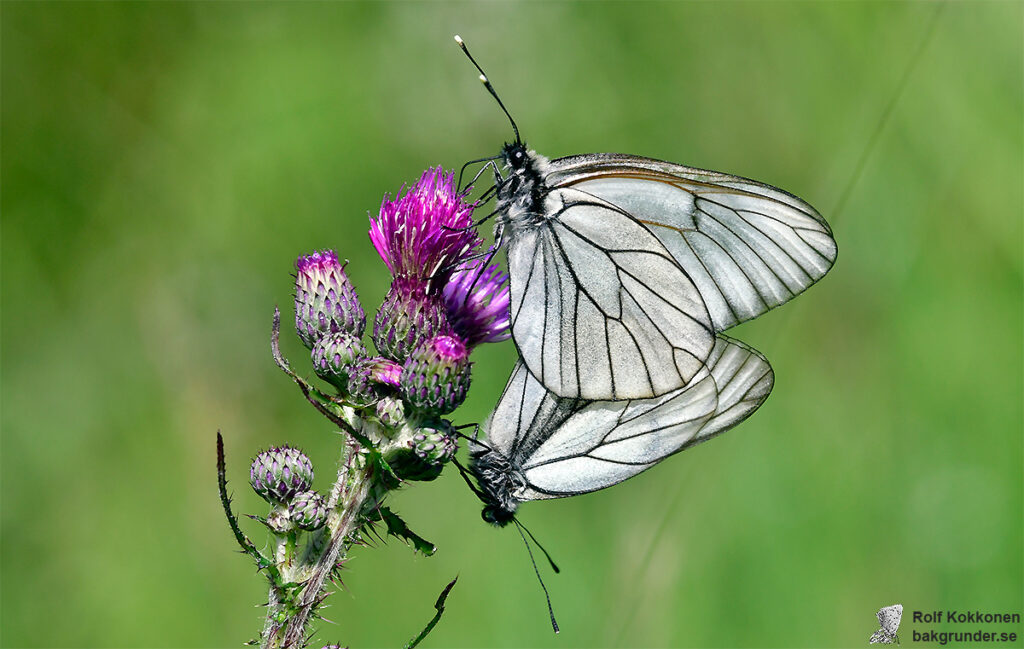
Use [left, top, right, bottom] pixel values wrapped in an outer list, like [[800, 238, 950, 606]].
[[295, 250, 365, 349], [369, 167, 481, 290], [443, 258, 511, 347]]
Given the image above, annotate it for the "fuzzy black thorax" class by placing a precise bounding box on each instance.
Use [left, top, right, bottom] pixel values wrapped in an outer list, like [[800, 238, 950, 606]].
[[468, 444, 525, 527]]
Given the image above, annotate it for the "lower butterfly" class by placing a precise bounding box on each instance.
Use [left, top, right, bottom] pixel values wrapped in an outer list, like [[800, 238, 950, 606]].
[[468, 334, 773, 525], [462, 335, 771, 631]]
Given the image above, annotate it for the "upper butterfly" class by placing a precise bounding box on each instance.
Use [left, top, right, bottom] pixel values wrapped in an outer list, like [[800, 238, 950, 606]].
[[455, 36, 837, 401]]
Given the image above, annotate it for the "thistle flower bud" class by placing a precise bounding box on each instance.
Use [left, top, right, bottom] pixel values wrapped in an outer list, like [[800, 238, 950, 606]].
[[375, 395, 406, 428], [346, 361, 383, 404], [288, 490, 327, 531], [368, 357, 402, 387], [312, 332, 366, 389], [266, 507, 295, 534], [345, 357, 399, 404], [372, 279, 450, 361], [382, 422, 457, 482], [295, 250, 365, 349], [400, 335, 471, 415], [411, 422, 458, 466], [250, 446, 314, 504]]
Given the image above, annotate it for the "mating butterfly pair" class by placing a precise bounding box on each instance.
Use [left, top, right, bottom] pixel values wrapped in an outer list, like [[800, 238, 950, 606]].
[[451, 37, 837, 526]]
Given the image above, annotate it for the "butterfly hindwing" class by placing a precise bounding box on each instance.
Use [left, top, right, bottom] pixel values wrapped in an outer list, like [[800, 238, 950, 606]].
[[479, 335, 773, 505], [545, 153, 838, 332], [506, 189, 715, 401]]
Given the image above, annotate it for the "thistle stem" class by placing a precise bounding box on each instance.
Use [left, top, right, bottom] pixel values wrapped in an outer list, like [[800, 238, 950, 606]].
[[281, 439, 379, 647], [261, 587, 285, 649]]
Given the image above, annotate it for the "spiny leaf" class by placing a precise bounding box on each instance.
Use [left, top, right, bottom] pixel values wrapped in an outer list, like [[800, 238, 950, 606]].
[[403, 577, 458, 649], [369, 507, 437, 556], [216, 432, 278, 578]]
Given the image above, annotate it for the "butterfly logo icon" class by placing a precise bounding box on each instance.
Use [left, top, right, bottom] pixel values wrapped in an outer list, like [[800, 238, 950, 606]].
[[869, 604, 903, 645]]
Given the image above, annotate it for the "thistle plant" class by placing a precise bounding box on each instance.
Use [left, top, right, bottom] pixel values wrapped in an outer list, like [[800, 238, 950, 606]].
[[217, 167, 508, 648]]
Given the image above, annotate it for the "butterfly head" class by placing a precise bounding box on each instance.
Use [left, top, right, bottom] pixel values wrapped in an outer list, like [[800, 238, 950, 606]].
[[481, 504, 516, 527], [502, 141, 530, 171]]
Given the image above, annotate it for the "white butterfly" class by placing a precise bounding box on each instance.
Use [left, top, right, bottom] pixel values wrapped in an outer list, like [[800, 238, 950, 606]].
[[469, 335, 773, 525], [869, 604, 903, 645], [456, 37, 837, 402]]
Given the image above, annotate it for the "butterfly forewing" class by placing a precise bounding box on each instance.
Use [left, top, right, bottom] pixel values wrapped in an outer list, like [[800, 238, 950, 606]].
[[507, 188, 715, 400], [544, 153, 838, 332]]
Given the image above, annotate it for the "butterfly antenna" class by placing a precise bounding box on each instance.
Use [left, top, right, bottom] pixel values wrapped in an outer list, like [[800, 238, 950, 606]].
[[454, 35, 521, 145], [514, 518, 560, 574], [513, 520, 560, 633]]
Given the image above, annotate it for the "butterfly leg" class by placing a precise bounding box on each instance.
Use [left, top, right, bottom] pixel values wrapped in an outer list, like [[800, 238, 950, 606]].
[[450, 422, 483, 443], [440, 202, 498, 233], [440, 179, 501, 234], [458, 154, 502, 192]]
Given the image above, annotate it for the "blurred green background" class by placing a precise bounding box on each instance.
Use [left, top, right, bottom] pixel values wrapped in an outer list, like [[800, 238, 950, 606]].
[[2, 2, 1021, 647]]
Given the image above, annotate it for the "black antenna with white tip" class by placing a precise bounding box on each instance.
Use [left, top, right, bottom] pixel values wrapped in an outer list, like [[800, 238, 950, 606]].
[[454, 35, 521, 145]]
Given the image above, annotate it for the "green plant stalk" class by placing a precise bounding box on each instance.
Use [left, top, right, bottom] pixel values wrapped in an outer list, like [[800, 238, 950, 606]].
[[251, 310, 456, 647], [255, 440, 366, 649], [282, 440, 382, 647]]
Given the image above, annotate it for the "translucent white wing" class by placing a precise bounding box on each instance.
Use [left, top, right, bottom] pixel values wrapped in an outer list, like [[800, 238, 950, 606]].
[[507, 188, 715, 400], [481, 335, 773, 502], [481, 359, 580, 461], [545, 154, 837, 331]]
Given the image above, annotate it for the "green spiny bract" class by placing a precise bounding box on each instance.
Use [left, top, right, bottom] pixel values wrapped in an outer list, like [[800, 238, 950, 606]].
[[374, 395, 406, 427], [346, 358, 391, 405]]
